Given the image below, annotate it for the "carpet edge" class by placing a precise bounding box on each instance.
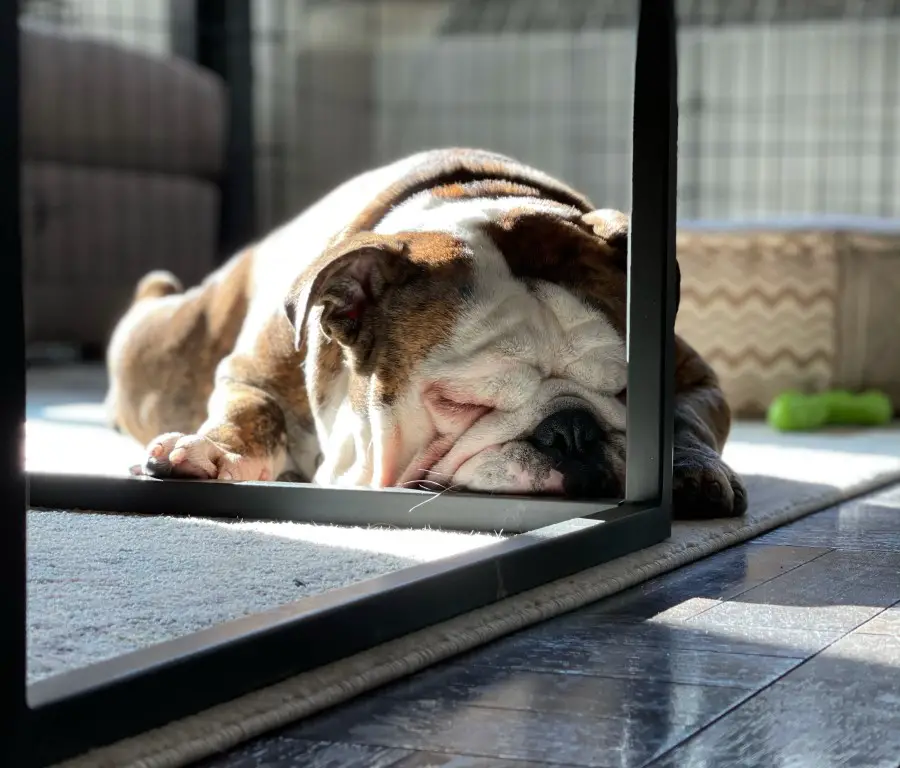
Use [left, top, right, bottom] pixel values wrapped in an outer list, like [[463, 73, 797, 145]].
[[57, 468, 900, 768]]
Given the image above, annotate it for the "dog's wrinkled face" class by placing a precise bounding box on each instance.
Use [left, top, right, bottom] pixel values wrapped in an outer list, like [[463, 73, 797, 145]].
[[284, 197, 631, 498]]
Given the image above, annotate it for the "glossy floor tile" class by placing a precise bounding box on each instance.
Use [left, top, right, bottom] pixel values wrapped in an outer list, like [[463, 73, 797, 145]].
[[648, 683, 900, 768], [461, 630, 805, 689], [566, 543, 831, 622], [649, 633, 900, 768], [856, 602, 900, 635], [198, 483, 900, 768], [289, 696, 714, 768], [752, 487, 900, 552], [524, 617, 841, 658], [380, 664, 748, 723], [685, 549, 900, 631], [206, 738, 413, 768]]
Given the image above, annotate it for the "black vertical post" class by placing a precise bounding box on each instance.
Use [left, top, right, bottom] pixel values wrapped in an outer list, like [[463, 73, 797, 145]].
[[173, 0, 257, 260], [0, 4, 28, 766], [625, 0, 678, 507]]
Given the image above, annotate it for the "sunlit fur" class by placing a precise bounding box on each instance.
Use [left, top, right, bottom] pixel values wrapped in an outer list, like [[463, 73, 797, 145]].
[[307, 194, 627, 495]]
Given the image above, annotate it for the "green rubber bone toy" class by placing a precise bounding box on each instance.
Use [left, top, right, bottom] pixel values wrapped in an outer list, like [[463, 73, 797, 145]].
[[767, 389, 894, 432]]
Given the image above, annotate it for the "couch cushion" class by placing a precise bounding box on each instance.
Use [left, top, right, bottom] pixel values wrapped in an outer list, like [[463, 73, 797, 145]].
[[22, 161, 219, 346], [21, 23, 226, 179]]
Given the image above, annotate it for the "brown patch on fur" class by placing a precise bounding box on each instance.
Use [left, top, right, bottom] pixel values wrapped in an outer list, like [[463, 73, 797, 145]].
[[112, 254, 317, 473], [345, 148, 594, 236], [201, 310, 307, 460], [673, 336, 732, 453], [484, 208, 629, 334], [310, 337, 346, 412], [201, 381, 289, 460], [369, 231, 471, 405], [107, 249, 254, 446], [286, 230, 472, 412], [431, 179, 550, 202], [669, 340, 746, 520]]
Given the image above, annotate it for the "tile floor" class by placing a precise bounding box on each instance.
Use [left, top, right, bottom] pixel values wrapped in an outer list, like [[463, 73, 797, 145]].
[[194, 483, 900, 768]]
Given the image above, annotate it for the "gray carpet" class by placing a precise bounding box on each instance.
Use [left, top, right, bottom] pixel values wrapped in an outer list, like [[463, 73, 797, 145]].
[[26, 365, 900, 685]]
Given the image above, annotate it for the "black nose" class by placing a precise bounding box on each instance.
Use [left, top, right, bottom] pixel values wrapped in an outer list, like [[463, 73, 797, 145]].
[[531, 408, 602, 461]]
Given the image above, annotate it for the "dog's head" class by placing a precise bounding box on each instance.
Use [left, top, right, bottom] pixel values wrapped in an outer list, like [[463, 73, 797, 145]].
[[284, 197, 631, 498]]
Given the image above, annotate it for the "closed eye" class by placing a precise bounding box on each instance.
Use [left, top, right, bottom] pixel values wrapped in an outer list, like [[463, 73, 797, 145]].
[[434, 394, 491, 417], [426, 385, 494, 421]]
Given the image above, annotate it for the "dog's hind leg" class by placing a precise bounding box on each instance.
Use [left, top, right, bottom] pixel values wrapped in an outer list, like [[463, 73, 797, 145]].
[[105, 251, 254, 448]]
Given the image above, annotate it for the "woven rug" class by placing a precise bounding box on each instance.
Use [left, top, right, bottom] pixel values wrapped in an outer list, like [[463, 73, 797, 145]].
[[26, 367, 900, 768]]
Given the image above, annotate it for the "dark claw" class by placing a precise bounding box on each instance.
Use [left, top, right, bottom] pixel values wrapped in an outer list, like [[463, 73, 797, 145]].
[[143, 456, 173, 478]]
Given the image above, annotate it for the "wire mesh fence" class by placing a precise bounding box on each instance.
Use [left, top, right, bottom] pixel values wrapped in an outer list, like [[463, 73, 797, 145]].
[[17, 0, 900, 348]]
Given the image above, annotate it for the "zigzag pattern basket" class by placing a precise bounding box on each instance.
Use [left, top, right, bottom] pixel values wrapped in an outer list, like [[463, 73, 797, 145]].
[[675, 222, 900, 418]]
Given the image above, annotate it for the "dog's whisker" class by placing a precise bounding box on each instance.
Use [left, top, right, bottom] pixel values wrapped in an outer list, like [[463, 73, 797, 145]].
[[407, 483, 465, 514], [418, 468, 454, 479], [399, 479, 445, 490]]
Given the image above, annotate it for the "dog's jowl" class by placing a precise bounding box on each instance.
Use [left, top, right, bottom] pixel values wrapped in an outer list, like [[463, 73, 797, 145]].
[[105, 148, 747, 519]]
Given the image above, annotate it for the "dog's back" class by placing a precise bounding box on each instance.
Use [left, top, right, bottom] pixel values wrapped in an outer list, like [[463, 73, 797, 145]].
[[104, 151, 438, 448]]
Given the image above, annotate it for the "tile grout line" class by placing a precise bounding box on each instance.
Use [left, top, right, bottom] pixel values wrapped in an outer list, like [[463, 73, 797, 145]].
[[464, 645, 823, 667], [380, 666, 752, 700], [669, 545, 836, 623], [850, 597, 900, 636]]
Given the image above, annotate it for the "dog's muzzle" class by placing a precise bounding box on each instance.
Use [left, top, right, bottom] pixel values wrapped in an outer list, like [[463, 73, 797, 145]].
[[528, 407, 622, 498]]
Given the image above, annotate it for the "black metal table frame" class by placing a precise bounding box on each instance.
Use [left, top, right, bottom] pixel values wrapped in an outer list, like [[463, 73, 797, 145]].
[[1, 2, 678, 765]]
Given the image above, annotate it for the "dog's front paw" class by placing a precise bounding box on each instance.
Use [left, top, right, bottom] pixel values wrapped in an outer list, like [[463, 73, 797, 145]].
[[138, 432, 273, 481], [672, 446, 747, 520]]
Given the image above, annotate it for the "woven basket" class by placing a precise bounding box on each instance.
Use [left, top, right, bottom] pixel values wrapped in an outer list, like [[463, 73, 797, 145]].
[[675, 220, 900, 418]]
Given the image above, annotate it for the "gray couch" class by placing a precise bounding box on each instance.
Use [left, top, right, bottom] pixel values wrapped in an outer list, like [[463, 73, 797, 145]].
[[20, 23, 226, 349]]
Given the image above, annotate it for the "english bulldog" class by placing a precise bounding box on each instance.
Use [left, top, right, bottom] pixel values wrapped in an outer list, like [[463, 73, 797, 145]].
[[106, 148, 747, 519]]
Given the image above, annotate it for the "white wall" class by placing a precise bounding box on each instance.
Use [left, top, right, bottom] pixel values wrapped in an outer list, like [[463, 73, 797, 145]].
[[687, 20, 900, 220], [370, 19, 900, 221], [22, 0, 173, 56], [250, 0, 452, 231], [22, 2, 900, 226], [372, 29, 637, 211]]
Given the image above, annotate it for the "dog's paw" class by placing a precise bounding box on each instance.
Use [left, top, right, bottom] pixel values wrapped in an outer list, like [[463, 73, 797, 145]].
[[139, 432, 273, 482], [672, 446, 747, 520]]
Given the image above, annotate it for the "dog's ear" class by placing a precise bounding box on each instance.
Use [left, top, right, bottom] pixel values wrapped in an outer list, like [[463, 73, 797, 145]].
[[581, 209, 630, 252], [283, 235, 419, 353]]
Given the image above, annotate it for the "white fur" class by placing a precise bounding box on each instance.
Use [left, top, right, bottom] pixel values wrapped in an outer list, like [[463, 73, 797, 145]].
[[232, 150, 627, 494], [400, 202, 626, 494], [332, 191, 626, 494]]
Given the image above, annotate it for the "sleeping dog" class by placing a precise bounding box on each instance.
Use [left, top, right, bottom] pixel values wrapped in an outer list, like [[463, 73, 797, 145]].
[[105, 148, 747, 519]]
